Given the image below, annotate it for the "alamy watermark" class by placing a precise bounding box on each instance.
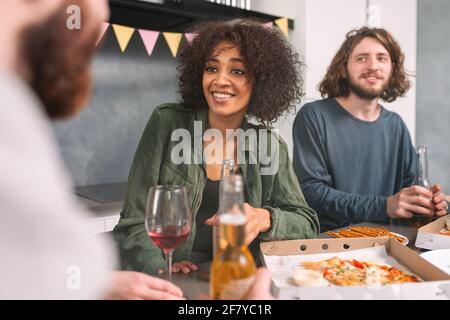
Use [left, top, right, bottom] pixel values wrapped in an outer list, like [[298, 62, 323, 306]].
[[66, 265, 81, 290], [170, 122, 280, 175], [66, 5, 81, 30]]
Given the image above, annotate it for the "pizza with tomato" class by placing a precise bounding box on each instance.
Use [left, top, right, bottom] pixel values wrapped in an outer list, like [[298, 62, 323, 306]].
[[300, 257, 421, 286]]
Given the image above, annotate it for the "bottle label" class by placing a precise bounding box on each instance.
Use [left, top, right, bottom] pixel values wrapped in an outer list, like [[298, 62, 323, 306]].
[[219, 275, 256, 300]]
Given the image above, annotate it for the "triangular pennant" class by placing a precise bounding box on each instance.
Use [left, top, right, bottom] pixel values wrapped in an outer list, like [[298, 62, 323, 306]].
[[274, 18, 289, 37], [96, 22, 110, 46], [185, 33, 198, 43], [263, 22, 273, 30], [163, 32, 183, 57], [112, 24, 135, 52], [138, 30, 160, 56]]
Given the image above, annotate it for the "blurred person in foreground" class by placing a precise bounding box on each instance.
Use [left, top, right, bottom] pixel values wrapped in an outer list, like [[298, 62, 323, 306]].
[[0, 0, 271, 301], [293, 27, 448, 232], [0, 0, 183, 300]]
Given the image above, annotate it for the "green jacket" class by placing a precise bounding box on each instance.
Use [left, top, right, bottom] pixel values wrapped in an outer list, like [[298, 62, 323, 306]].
[[113, 103, 319, 275]]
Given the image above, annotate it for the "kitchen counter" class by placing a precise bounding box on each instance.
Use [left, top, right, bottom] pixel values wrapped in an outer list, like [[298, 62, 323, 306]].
[[75, 182, 127, 234], [78, 196, 122, 234]]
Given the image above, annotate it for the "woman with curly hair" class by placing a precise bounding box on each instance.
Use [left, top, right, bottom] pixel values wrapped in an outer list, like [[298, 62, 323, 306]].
[[292, 27, 448, 232], [113, 19, 319, 275]]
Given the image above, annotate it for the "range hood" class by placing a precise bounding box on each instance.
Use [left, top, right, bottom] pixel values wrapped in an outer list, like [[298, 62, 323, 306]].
[[109, 0, 294, 32]]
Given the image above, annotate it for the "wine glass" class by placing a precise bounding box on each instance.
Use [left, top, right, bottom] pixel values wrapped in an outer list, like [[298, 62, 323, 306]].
[[145, 185, 192, 282]]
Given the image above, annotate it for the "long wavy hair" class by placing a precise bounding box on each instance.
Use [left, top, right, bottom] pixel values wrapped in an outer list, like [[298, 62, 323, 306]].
[[178, 19, 304, 127], [319, 27, 410, 102]]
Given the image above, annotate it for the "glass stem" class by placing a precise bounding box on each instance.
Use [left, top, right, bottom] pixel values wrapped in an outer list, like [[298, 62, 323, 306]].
[[165, 251, 173, 282]]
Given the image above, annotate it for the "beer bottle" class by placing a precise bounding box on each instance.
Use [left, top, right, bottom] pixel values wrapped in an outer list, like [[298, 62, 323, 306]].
[[411, 146, 435, 228], [213, 159, 235, 256], [210, 175, 256, 300]]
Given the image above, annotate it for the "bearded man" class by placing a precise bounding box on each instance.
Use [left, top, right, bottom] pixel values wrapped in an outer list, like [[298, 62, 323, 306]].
[[292, 27, 448, 231]]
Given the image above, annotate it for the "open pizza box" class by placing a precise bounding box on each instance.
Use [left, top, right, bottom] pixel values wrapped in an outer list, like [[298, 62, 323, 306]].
[[260, 237, 450, 300], [415, 215, 450, 250]]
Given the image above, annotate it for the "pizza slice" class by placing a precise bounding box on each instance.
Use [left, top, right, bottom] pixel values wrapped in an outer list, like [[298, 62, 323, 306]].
[[299, 257, 420, 287]]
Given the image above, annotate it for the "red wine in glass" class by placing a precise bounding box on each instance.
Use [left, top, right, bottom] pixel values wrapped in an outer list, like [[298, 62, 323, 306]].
[[148, 226, 190, 253], [145, 186, 192, 282]]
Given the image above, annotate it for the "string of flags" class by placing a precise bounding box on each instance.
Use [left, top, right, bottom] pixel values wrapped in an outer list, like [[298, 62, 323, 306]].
[[96, 18, 289, 57]]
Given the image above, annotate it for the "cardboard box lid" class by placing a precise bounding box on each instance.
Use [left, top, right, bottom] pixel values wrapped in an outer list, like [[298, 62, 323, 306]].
[[415, 215, 450, 250], [260, 237, 450, 282]]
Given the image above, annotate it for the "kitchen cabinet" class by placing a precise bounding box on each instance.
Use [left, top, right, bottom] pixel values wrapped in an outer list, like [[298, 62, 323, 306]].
[[109, 0, 294, 32]]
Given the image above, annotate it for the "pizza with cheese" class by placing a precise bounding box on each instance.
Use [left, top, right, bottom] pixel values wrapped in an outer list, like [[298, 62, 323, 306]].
[[300, 257, 420, 286]]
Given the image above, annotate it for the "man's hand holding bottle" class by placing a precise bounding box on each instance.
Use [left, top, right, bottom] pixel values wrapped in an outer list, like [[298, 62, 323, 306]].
[[387, 184, 448, 219]]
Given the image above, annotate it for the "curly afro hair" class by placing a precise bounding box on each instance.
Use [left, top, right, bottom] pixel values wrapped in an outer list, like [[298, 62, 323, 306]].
[[177, 19, 304, 127]]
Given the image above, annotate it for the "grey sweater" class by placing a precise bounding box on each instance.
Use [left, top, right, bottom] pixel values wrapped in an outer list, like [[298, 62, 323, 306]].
[[293, 98, 417, 231]]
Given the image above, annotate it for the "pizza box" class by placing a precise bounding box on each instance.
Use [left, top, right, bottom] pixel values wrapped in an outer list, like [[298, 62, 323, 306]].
[[415, 215, 450, 250], [260, 237, 450, 300]]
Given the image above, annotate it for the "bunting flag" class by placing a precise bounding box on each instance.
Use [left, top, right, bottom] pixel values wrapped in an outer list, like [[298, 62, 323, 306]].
[[101, 18, 288, 56], [96, 22, 110, 46], [263, 21, 273, 30], [138, 30, 160, 56], [185, 33, 197, 43], [274, 17, 288, 37], [163, 32, 183, 57], [112, 24, 135, 52]]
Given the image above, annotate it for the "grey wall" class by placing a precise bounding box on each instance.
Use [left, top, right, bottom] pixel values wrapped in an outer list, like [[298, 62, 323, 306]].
[[52, 29, 179, 186], [417, 0, 450, 193]]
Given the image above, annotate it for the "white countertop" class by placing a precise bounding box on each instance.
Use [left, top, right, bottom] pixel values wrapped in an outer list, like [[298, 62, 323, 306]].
[[77, 196, 122, 234]]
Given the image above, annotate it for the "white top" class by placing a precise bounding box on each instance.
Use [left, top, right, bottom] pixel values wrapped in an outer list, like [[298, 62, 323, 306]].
[[0, 72, 116, 299]]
